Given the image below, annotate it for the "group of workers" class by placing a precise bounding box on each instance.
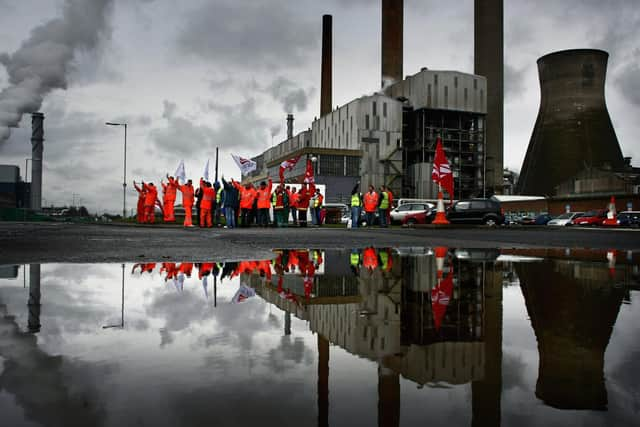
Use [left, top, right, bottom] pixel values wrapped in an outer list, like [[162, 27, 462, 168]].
[[133, 174, 394, 229]]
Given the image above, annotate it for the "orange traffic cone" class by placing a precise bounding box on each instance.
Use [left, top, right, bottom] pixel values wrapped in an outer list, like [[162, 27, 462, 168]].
[[602, 196, 618, 226], [434, 246, 448, 278], [432, 191, 450, 225]]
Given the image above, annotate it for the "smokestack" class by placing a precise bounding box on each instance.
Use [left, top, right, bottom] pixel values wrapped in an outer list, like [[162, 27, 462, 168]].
[[475, 0, 504, 194], [287, 114, 294, 139], [381, 0, 403, 88], [517, 49, 625, 196], [320, 14, 332, 117], [30, 112, 44, 211]]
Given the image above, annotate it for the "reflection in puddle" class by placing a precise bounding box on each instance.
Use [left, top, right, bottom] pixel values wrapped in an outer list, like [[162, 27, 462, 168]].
[[0, 248, 639, 427]]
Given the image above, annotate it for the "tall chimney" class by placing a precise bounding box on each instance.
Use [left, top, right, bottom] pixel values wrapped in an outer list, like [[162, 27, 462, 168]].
[[475, 0, 504, 195], [381, 0, 403, 88], [320, 14, 332, 117], [30, 112, 44, 211], [286, 114, 294, 139]]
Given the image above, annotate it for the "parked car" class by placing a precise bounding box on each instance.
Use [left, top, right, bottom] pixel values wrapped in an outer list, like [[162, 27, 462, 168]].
[[615, 211, 640, 227], [547, 212, 583, 226], [390, 202, 434, 223], [446, 198, 505, 225], [402, 208, 437, 226], [572, 209, 608, 226]]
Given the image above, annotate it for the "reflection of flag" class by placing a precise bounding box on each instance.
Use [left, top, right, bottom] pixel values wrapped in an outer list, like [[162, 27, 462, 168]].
[[303, 158, 314, 184], [231, 154, 257, 175], [202, 276, 209, 299], [203, 159, 210, 181], [175, 160, 186, 183], [431, 273, 454, 331], [431, 137, 454, 199], [231, 284, 256, 303], [279, 155, 301, 184]]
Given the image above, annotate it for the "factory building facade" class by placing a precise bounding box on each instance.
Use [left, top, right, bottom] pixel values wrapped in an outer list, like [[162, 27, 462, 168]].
[[245, 69, 487, 202]]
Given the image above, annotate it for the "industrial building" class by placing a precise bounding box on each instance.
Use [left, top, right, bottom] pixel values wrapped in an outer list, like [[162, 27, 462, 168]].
[[245, 0, 493, 201]]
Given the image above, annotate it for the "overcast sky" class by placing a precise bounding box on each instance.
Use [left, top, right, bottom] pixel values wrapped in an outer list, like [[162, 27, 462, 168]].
[[0, 0, 638, 213]]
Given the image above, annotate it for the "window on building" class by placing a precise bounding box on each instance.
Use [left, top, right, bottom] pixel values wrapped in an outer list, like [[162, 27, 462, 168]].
[[464, 87, 468, 104], [383, 102, 387, 117], [444, 85, 448, 108], [320, 154, 344, 176], [427, 84, 432, 106], [473, 79, 478, 90], [434, 74, 438, 85], [350, 116, 353, 130], [454, 76, 458, 88], [346, 132, 349, 146], [342, 120, 344, 132], [365, 114, 370, 129], [480, 89, 484, 108], [372, 101, 377, 116]]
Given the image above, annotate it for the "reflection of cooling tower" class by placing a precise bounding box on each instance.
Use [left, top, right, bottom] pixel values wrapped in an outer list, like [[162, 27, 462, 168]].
[[518, 49, 625, 196], [517, 260, 624, 410]]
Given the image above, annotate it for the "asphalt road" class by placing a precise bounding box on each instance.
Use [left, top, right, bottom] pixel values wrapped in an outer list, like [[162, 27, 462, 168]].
[[1, 222, 638, 263]]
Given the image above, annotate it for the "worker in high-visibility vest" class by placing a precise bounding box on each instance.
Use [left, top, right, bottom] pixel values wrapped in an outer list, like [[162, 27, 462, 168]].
[[378, 185, 390, 227], [142, 182, 160, 224], [313, 189, 324, 226], [232, 179, 257, 227], [213, 181, 222, 227], [362, 185, 378, 227], [297, 182, 315, 227], [256, 178, 272, 227], [385, 186, 394, 225], [161, 175, 179, 222], [177, 179, 195, 227], [199, 178, 215, 228], [289, 187, 299, 225], [133, 181, 146, 223], [350, 181, 361, 229]]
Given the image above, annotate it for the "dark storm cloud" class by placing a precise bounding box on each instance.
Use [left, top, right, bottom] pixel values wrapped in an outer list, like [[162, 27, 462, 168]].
[[177, 0, 317, 70], [504, 63, 527, 101], [615, 60, 640, 108], [0, 0, 114, 142], [151, 98, 270, 157]]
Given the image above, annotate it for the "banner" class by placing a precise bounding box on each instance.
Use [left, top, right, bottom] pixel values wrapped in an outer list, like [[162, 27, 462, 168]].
[[431, 137, 454, 200], [203, 159, 210, 182], [279, 155, 301, 184], [231, 154, 257, 175], [303, 158, 315, 184], [231, 283, 256, 303], [174, 160, 186, 183]]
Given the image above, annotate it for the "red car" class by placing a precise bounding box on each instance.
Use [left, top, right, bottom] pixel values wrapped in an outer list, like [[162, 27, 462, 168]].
[[571, 209, 608, 226], [402, 209, 436, 225]]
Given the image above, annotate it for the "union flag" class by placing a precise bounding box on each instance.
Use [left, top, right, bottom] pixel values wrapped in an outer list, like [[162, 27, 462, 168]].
[[431, 137, 454, 200]]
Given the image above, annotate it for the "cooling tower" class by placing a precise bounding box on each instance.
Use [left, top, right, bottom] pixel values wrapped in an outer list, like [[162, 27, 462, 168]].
[[517, 49, 625, 196]]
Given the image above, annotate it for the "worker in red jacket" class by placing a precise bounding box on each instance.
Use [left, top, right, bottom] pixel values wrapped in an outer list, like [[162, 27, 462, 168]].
[[178, 179, 195, 227], [143, 182, 159, 223], [289, 187, 299, 225], [161, 175, 179, 222], [363, 185, 379, 227], [255, 178, 272, 227], [233, 179, 257, 227], [296, 182, 315, 227], [133, 181, 146, 223], [362, 247, 379, 271], [199, 178, 215, 228]]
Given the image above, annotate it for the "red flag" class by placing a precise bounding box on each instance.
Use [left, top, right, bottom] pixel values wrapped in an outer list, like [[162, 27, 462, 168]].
[[279, 155, 301, 185], [431, 273, 454, 331], [303, 158, 315, 184], [431, 137, 454, 199]]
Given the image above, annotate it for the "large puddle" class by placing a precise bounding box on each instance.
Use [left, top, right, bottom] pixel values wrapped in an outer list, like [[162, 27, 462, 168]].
[[0, 248, 639, 426]]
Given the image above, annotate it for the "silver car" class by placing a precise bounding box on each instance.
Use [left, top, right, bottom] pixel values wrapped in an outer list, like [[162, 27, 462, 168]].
[[547, 212, 583, 226], [390, 203, 434, 223]]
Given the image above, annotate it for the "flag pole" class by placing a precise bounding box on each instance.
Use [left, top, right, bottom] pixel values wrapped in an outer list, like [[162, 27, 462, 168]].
[[214, 147, 219, 183]]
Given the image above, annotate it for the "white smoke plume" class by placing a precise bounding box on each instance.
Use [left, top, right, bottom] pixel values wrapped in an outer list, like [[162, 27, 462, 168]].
[[0, 0, 114, 142], [270, 124, 281, 138]]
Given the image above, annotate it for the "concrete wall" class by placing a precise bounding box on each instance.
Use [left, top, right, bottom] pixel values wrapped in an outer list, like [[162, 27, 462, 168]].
[[386, 69, 487, 114]]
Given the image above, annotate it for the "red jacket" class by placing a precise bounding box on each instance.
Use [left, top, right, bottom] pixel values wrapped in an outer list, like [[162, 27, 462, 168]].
[[297, 184, 315, 209], [290, 192, 299, 208], [163, 178, 178, 201], [200, 179, 215, 209], [363, 191, 379, 213], [143, 183, 158, 206], [179, 183, 195, 207], [233, 181, 257, 210]]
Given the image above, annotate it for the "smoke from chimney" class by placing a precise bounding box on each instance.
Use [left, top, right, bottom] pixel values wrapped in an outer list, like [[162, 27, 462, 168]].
[[381, 0, 403, 88], [0, 0, 114, 143], [320, 14, 332, 117]]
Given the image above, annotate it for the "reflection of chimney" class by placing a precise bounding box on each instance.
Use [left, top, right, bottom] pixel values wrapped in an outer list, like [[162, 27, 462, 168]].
[[28, 264, 41, 333], [378, 365, 400, 427], [320, 14, 332, 117], [30, 112, 44, 210], [317, 334, 329, 427], [381, 0, 403, 88], [287, 114, 294, 139]]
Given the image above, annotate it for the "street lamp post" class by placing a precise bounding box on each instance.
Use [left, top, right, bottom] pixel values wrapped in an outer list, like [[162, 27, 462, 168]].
[[105, 122, 128, 218]]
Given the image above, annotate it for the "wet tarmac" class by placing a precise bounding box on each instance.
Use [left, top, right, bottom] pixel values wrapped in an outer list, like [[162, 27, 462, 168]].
[[1, 247, 638, 426]]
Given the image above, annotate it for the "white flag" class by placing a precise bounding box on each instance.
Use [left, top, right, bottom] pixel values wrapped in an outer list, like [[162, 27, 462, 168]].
[[175, 160, 186, 183], [203, 159, 210, 181], [231, 154, 257, 175], [231, 283, 256, 303]]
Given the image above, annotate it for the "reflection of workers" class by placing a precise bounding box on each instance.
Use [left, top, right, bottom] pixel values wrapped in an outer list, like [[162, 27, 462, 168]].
[[362, 247, 379, 271], [178, 179, 195, 227], [133, 181, 146, 223], [161, 175, 179, 222], [143, 182, 159, 223], [349, 249, 361, 275], [199, 178, 215, 228]]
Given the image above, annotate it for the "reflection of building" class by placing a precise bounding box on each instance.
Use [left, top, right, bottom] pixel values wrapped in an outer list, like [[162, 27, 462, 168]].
[[516, 258, 625, 410]]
